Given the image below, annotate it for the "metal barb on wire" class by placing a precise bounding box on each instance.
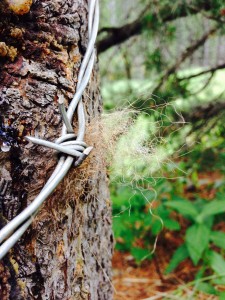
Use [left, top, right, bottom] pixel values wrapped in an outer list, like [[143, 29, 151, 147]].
[[0, 0, 99, 260]]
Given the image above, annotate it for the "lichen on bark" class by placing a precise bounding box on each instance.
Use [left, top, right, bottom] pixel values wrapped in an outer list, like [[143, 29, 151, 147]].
[[0, 1, 113, 299]]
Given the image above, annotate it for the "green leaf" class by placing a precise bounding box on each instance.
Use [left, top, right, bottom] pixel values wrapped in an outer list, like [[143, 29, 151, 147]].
[[165, 200, 198, 219], [185, 224, 210, 265], [151, 220, 163, 235], [207, 251, 225, 276], [219, 291, 225, 300], [210, 231, 225, 250], [113, 217, 133, 251], [196, 282, 217, 295], [197, 200, 225, 222], [164, 219, 180, 231], [131, 247, 151, 264], [195, 267, 205, 280], [165, 244, 189, 274]]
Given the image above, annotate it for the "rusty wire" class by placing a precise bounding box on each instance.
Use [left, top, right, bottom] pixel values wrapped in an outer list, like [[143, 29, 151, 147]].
[[0, 0, 99, 259]]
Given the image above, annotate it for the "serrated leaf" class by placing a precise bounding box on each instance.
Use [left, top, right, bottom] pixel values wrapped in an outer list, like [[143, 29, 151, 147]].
[[165, 244, 189, 274], [165, 200, 198, 219], [185, 224, 210, 265], [210, 231, 225, 250]]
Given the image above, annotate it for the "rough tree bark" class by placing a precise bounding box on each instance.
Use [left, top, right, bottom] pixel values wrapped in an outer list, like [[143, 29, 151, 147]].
[[0, 1, 113, 299]]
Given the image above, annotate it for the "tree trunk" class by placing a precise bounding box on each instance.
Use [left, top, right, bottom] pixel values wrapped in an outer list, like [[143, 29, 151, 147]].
[[0, 1, 113, 299]]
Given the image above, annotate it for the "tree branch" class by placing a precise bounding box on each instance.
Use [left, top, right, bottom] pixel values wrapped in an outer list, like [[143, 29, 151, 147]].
[[179, 63, 225, 81], [184, 100, 225, 123], [97, 2, 215, 53], [189, 4, 225, 24], [190, 72, 214, 95], [152, 26, 218, 93], [97, 14, 143, 53]]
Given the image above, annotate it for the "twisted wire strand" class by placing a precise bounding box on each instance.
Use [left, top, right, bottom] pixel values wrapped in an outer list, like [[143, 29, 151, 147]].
[[0, 0, 99, 260]]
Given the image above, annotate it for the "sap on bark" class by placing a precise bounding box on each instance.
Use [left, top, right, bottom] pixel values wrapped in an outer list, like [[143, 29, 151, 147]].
[[0, 119, 18, 152], [5, 0, 32, 15]]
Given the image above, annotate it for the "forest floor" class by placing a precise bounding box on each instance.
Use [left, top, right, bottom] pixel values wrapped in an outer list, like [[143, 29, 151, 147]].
[[112, 171, 224, 300], [112, 249, 217, 300]]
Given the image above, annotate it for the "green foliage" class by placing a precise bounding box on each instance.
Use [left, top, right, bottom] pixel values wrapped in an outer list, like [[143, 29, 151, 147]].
[[131, 247, 151, 264], [112, 183, 180, 257], [165, 244, 189, 274], [165, 192, 225, 272], [112, 168, 225, 291], [165, 198, 198, 220], [210, 231, 225, 250], [112, 178, 225, 300], [206, 251, 225, 284], [185, 224, 210, 265], [145, 49, 164, 73], [196, 282, 217, 295], [197, 199, 225, 222]]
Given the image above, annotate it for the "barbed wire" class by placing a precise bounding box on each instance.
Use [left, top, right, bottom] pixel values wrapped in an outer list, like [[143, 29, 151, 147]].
[[0, 0, 99, 259]]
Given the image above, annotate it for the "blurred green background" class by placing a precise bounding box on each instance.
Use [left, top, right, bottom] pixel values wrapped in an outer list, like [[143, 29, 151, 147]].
[[98, 0, 225, 298]]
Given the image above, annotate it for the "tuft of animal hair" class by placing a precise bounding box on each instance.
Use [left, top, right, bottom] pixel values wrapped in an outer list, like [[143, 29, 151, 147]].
[[100, 98, 186, 184], [97, 96, 187, 256]]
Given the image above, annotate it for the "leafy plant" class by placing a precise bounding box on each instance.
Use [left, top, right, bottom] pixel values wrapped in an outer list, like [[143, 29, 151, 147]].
[[112, 183, 180, 263], [112, 172, 225, 296], [165, 194, 225, 287]]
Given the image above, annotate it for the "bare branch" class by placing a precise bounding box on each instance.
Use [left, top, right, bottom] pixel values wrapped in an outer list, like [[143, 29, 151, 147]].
[[97, 2, 215, 53], [188, 4, 225, 24], [189, 72, 214, 96], [184, 100, 225, 123], [179, 63, 225, 81]]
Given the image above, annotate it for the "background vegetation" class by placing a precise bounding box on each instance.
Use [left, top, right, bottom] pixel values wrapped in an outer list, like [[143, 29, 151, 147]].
[[98, 1, 225, 298]]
